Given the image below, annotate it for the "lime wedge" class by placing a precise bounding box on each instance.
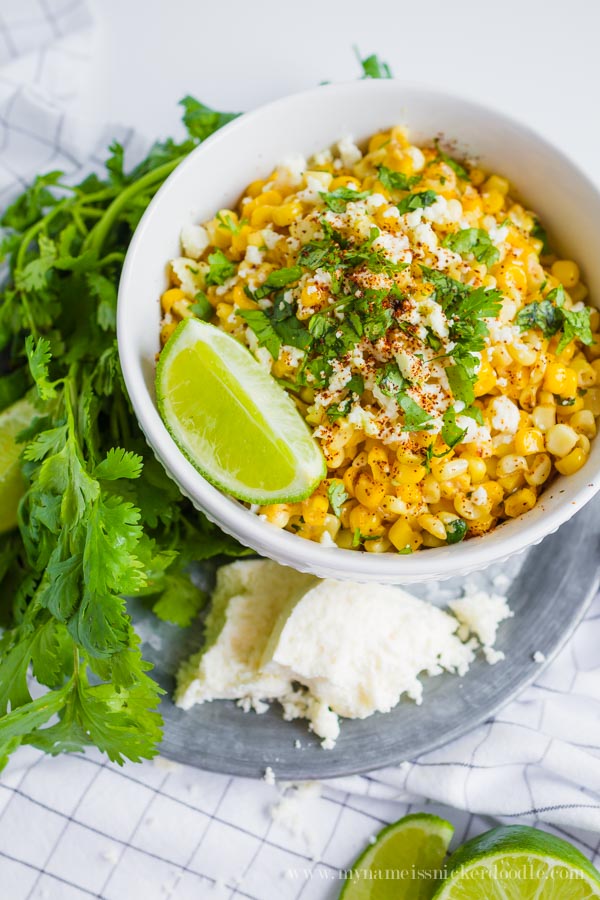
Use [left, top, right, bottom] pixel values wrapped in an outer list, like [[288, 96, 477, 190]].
[[0, 397, 34, 534], [432, 826, 600, 899], [340, 813, 454, 899], [156, 318, 326, 504]]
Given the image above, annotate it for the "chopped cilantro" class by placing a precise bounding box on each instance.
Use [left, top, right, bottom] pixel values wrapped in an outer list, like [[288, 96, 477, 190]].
[[376, 362, 407, 396], [377, 166, 421, 192], [397, 190, 438, 215], [216, 211, 245, 233], [446, 362, 475, 406], [320, 187, 371, 213], [441, 407, 467, 448], [516, 298, 561, 337], [189, 291, 213, 321], [442, 228, 500, 267], [327, 398, 353, 421], [445, 518, 468, 544], [346, 373, 364, 394], [328, 480, 349, 516], [398, 394, 433, 431], [517, 285, 593, 354], [205, 249, 236, 285], [237, 309, 281, 359], [252, 265, 303, 300]]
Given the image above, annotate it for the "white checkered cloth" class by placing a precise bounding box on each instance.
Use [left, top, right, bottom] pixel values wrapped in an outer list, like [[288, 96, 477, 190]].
[[1, 4, 600, 899]]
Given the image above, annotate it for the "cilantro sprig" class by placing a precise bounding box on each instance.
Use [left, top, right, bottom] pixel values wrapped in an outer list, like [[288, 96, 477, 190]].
[[442, 228, 500, 267]]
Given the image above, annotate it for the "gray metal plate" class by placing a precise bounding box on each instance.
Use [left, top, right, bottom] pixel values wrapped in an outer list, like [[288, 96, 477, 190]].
[[132, 496, 600, 780]]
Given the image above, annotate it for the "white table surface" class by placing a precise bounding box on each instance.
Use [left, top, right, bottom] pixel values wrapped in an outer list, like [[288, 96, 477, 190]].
[[86, 0, 600, 182]]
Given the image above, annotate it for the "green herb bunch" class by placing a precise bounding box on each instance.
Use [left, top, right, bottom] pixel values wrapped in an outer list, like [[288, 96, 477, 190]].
[[0, 97, 251, 768]]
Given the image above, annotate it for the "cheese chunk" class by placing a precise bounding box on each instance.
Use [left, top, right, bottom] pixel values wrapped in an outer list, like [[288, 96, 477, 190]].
[[264, 580, 476, 718]]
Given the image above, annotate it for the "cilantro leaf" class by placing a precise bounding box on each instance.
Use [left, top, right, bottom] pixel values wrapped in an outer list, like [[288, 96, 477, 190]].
[[356, 50, 393, 79], [399, 394, 433, 431], [516, 299, 561, 337], [152, 573, 206, 628], [446, 362, 476, 405], [442, 228, 499, 267], [441, 408, 467, 448], [25, 335, 57, 401], [397, 191, 438, 215], [252, 265, 303, 300], [377, 166, 421, 192], [328, 480, 349, 517], [558, 306, 593, 354], [445, 518, 468, 544], [94, 448, 144, 481], [320, 187, 371, 213], [205, 249, 236, 285], [190, 290, 213, 321], [179, 96, 240, 141], [376, 362, 407, 396], [237, 309, 281, 359]]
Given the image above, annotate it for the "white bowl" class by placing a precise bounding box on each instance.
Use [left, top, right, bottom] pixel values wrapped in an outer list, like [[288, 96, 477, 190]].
[[117, 79, 600, 583]]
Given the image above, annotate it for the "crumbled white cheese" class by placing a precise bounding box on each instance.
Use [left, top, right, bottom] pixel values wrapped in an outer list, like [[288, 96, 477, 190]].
[[180, 224, 209, 260], [337, 135, 362, 168], [262, 228, 282, 250], [264, 767, 276, 785], [455, 415, 491, 446], [270, 783, 321, 848], [449, 590, 513, 649], [533, 651, 546, 663], [245, 245, 264, 266], [490, 396, 521, 434], [276, 156, 306, 187], [170, 257, 204, 296]]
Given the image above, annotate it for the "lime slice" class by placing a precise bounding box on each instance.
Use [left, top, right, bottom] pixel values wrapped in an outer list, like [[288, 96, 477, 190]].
[[0, 397, 34, 534], [340, 812, 454, 899], [156, 318, 326, 504], [433, 826, 600, 899]]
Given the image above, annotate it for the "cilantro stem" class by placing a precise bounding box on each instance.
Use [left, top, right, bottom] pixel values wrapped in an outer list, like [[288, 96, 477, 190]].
[[83, 157, 185, 255], [15, 200, 70, 272]]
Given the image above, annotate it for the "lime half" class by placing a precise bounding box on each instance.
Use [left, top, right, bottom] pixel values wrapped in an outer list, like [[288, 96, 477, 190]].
[[340, 813, 454, 900], [0, 396, 34, 533], [433, 826, 600, 899], [156, 318, 326, 504]]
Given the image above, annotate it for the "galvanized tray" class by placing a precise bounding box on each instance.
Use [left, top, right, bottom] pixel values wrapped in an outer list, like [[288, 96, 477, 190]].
[[132, 495, 600, 780]]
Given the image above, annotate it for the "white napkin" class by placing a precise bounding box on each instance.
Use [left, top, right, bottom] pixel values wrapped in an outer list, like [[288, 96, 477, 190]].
[[1, 4, 599, 899]]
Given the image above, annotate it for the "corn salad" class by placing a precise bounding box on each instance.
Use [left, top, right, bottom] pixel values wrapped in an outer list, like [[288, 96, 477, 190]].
[[159, 127, 599, 553]]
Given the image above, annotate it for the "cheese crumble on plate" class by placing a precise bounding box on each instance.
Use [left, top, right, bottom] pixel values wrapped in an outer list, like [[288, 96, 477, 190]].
[[175, 559, 512, 749]]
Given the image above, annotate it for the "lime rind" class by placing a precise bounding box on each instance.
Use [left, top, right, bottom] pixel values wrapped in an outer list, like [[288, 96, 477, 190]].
[[433, 826, 600, 899], [156, 318, 326, 505]]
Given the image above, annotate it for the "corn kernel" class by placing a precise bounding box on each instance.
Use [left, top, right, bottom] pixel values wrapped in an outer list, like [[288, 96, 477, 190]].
[[389, 518, 420, 552], [365, 537, 392, 554], [160, 321, 177, 344], [161, 287, 187, 313], [485, 174, 510, 195], [524, 452, 551, 486], [531, 405, 556, 432], [272, 200, 303, 227], [463, 456, 487, 483], [417, 514, 447, 542], [354, 473, 387, 510], [393, 461, 426, 484], [514, 428, 545, 456], [504, 487, 537, 518], [555, 447, 587, 476], [551, 259, 580, 289], [482, 189, 504, 214], [570, 409, 597, 438], [348, 505, 382, 536], [302, 495, 329, 526], [543, 362, 578, 397], [368, 446, 391, 482], [545, 423, 578, 458]]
